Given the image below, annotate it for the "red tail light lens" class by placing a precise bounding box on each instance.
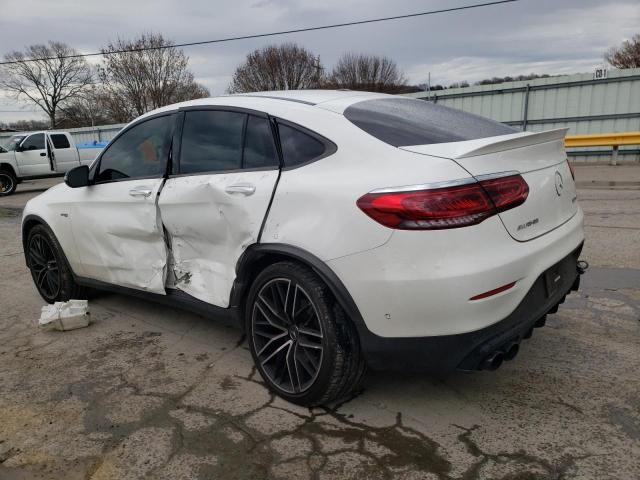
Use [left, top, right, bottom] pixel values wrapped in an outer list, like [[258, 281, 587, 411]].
[[357, 175, 529, 230], [479, 174, 529, 213]]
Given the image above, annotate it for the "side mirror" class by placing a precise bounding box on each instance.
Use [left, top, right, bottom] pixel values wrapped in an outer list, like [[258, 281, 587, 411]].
[[64, 165, 90, 188]]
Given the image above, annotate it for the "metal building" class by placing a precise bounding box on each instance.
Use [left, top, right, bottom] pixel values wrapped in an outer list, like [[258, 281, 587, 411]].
[[404, 67, 640, 162]]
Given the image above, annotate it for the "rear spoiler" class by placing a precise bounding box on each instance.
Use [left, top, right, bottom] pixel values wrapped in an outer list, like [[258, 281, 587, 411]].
[[400, 128, 569, 159]]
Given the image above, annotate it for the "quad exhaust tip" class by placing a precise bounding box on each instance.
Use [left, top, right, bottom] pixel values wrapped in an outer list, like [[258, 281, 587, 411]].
[[480, 341, 521, 371], [503, 342, 520, 361], [481, 351, 504, 371]]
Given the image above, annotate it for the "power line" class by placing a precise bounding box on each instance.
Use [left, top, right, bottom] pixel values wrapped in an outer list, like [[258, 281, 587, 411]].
[[0, 0, 522, 65]]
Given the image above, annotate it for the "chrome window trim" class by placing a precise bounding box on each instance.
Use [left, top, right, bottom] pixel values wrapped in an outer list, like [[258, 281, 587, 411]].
[[369, 171, 523, 194], [368, 177, 476, 194], [474, 170, 520, 182]]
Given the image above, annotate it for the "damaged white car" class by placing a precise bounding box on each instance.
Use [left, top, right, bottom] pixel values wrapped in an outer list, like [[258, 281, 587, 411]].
[[22, 90, 586, 405]]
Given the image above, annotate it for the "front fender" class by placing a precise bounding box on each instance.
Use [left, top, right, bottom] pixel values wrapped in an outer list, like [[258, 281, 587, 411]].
[[22, 184, 84, 276]]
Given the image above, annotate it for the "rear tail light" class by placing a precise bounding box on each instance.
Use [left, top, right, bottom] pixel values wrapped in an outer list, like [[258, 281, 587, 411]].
[[357, 174, 529, 230], [479, 175, 529, 213]]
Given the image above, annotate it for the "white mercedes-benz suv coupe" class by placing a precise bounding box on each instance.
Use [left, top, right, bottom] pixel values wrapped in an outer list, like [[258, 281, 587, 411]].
[[22, 90, 585, 405]]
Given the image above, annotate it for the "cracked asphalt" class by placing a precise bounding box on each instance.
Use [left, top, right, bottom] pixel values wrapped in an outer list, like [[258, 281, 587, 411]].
[[1, 165, 639, 480]]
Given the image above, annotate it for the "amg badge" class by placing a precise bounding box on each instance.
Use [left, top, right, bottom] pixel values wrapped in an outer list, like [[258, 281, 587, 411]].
[[517, 218, 539, 231]]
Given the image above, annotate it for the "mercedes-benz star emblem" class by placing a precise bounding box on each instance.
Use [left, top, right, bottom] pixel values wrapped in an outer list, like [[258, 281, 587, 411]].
[[554, 171, 564, 196]]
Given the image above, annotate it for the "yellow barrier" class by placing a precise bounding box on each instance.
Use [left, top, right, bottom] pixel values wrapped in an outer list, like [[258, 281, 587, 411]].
[[565, 132, 640, 148], [565, 132, 640, 165]]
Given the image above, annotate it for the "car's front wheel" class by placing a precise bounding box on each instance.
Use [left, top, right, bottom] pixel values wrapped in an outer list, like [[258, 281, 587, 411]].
[[26, 224, 89, 303], [246, 261, 365, 406]]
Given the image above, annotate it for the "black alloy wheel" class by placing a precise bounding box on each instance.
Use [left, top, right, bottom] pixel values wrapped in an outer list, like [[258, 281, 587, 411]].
[[27, 232, 61, 302], [246, 261, 366, 406], [252, 277, 324, 394], [25, 224, 90, 303]]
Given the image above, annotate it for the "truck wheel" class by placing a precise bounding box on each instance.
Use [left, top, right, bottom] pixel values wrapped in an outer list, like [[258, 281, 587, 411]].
[[246, 261, 365, 406], [0, 169, 17, 196], [26, 224, 90, 303]]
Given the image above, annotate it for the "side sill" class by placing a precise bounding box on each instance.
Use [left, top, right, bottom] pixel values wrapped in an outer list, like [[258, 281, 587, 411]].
[[75, 276, 240, 327]]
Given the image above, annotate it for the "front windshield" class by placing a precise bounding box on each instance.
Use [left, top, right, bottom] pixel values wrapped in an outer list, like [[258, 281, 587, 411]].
[[1, 135, 26, 152]]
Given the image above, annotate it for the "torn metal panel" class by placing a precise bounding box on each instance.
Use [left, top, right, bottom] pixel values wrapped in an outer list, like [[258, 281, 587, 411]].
[[68, 178, 168, 294], [159, 171, 278, 307]]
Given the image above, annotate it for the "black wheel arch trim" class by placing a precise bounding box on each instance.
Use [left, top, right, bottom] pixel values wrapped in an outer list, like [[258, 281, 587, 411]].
[[0, 163, 18, 177], [22, 214, 54, 264], [232, 243, 366, 328]]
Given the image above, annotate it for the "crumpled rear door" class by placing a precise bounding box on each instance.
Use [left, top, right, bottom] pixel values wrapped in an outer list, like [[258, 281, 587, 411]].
[[158, 170, 278, 306]]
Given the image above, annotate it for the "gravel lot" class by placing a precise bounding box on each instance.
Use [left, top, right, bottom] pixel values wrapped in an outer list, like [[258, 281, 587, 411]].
[[1, 165, 639, 480]]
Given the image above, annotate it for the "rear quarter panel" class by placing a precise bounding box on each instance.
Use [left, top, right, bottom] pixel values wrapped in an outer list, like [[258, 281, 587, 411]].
[[261, 113, 473, 261]]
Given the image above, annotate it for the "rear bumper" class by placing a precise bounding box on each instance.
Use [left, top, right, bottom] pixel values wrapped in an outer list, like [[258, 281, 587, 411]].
[[354, 244, 583, 373], [328, 208, 585, 338]]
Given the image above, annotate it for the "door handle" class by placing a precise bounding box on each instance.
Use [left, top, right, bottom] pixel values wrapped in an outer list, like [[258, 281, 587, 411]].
[[40, 152, 46, 157], [129, 188, 153, 198], [225, 184, 256, 196]]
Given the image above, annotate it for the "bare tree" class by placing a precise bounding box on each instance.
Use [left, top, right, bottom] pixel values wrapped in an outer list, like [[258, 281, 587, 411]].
[[228, 44, 324, 93], [57, 87, 113, 128], [99, 33, 209, 121], [328, 53, 407, 93], [605, 34, 640, 69], [0, 42, 93, 128]]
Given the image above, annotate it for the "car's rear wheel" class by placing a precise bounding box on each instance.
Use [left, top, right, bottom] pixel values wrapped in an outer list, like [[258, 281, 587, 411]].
[[26, 224, 89, 303], [0, 169, 17, 196], [246, 261, 365, 406]]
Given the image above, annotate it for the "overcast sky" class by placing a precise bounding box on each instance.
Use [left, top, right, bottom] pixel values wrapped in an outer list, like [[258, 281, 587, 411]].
[[0, 0, 638, 123]]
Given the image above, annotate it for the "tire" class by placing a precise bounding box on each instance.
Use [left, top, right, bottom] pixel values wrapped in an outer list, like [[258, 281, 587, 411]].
[[246, 261, 365, 406], [26, 224, 91, 303], [0, 169, 17, 196]]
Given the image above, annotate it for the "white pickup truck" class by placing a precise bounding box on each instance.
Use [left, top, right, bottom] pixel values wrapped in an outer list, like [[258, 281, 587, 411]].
[[0, 131, 106, 196]]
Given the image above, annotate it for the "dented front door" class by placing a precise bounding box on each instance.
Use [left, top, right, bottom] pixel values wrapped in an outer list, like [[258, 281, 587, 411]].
[[69, 113, 175, 293], [69, 179, 167, 293]]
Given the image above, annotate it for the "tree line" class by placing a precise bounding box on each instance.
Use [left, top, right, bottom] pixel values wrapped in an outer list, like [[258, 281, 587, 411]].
[[1, 33, 638, 130], [0, 34, 209, 129]]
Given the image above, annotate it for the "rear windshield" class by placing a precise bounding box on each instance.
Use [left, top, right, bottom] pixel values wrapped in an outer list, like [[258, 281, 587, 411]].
[[344, 98, 516, 147]]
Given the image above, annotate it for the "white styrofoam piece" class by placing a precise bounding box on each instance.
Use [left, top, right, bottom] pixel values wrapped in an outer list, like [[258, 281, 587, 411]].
[[39, 300, 90, 331]]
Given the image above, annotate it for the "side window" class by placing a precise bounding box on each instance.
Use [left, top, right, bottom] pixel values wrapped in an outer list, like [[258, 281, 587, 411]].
[[96, 115, 173, 183], [180, 110, 245, 174], [22, 133, 45, 151], [50, 134, 71, 149], [277, 124, 326, 168], [243, 116, 278, 169]]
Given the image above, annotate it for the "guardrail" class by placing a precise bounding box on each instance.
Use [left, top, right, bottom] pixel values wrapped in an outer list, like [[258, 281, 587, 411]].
[[565, 132, 640, 165]]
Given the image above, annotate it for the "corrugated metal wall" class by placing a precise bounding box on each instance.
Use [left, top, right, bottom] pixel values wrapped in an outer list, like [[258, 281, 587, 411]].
[[404, 68, 640, 163]]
